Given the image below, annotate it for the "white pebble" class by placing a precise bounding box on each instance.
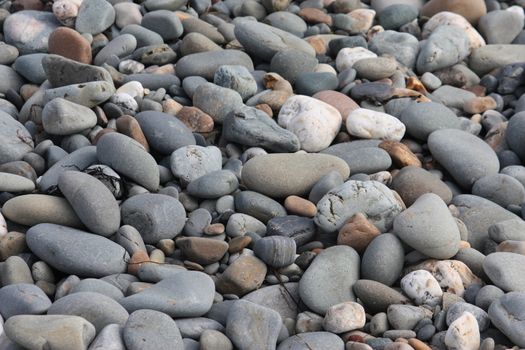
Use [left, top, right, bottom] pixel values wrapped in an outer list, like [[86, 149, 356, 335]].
[[335, 47, 377, 72], [401, 270, 443, 306], [346, 108, 405, 141], [445, 311, 480, 350], [322, 301, 366, 333]]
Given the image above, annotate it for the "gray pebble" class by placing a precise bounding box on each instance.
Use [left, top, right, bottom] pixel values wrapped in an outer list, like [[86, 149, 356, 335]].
[[88, 324, 126, 350], [193, 83, 244, 123], [214, 65, 258, 101], [361, 233, 405, 287], [141, 10, 183, 41], [0, 283, 51, 318], [235, 190, 287, 223], [123, 309, 183, 350], [488, 291, 525, 347], [483, 252, 525, 292], [76, 0, 115, 34], [400, 102, 462, 140]]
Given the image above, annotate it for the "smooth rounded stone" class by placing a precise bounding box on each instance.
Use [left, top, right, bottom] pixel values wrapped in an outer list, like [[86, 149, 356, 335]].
[[12, 53, 47, 84], [264, 11, 307, 37], [444, 311, 480, 350], [71, 278, 124, 301], [47, 292, 128, 333], [226, 213, 266, 238], [58, 171, 120, 236], [299, 245, 359, 315], [323, 301, 365, 333], [0, 111, 34, 164], [470, 44, 525, 76], [120, 271, 215, 317], [309, 171, 344, 204], [123, 309, 182, 350], [223, 106, 300, 153], [0, 283, 51, 318], [235, 190, 286, 223], [312, 90, 359, 121], [140, 10, 182, 41], [266, 216, 316, 246], [3, 11, 59, 54], [479, 10, 523, 45], [394, 193, 460, 259], [192, 83, 243, 124], [361, 233, 404, 287], [506, 113, 525, 162], [121, 193, 185, 244], [170, 145, 222, 184], [4, 315, 95, 350], [242, 153, 349, 198], [1, 256, 33, 285], [387, 305, 428, 330], [200, 329, 233, 350], [391, 166, 453, 207], [94, 34, 137, 66], [75, 0, 115, 34], [488, 291, 525, 347], [401, 270, 443, 306], [0, 172, 34, 192], [88, 323, 125, 350], [483, 252, 525, 292], [278, 332, 344, 350], [42, 98, 97, 136], [322, 143, 392, 175], [489, 219, 525, 243], [135, 262, 185, 283], [26, 223, 128, 277], [475, 285, 504, 311], [416, 25, 470, 73], [134, 110, 195, 155], [269, 49, 318, 85], [177, 237, 228, 265], [226, 300, 281, 350], [400, 102, 462, 141], [379, 4, 418, 30], [452, 195, 520, 251], [336, 47, 377, 72], [114, 2, 142, 28], [242, 283, 299, 320], [0, 43, 19, 65], [234, 19, 315, 62], [178, 31, 220, 55], [294, 72, 338, 97], [422, 12, 486, 51], [121, 24, 164, 48], [216, 254, 267, 296], [428, 129, 499, 189], [277, 95, 341, 152], [183, 208, 212, 237], [346, 108, 405, 141], [44, 81, 115, 108], [431, 85, 476, 110], [315, 180, 403, 233], [446, 302, 489, 332], [353, 57, 398, 81], [420, 0, 486, 24], [254, 236, 296, 268], [97, 133, 159, 191], [368, 31, 419, 69], [176, 50, 253, 80], [472, 174, 525, 208], [214, 65, 257, 101]]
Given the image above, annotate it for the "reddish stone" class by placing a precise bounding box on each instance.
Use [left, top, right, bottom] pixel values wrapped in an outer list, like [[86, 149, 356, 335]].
[[115, 115, 149, 151], [48, 27, 92, 64], [313, 90, 359, 122], [175, 106, 214, 133]]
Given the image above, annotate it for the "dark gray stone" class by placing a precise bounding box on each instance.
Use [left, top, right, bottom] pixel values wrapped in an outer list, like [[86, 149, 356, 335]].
[[322, 142, 392, 174], [12, 53, 47, 84], [361, 233, 405, 287], [269, 49, 318, 84], [234, 190, 287, 224], [254, 236, 296, 268], [192, 83, 244, 123], [187, 170, 239, 199], [266, 216, 316, 246], [141, 10, 183, 41]]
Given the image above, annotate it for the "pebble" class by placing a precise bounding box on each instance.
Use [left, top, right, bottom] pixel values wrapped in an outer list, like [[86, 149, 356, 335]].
[[361, 233, 405, 286], [400, 102, 462, 140], [420, 0, 487, 24], [75, 0, 115, 35], [472, 174, 525, 208], [176, 50, 254, 80], [141, 10, 183, 41], [322, 142, 393, 174], [387, 304, 429, 330], [336, 47, 377, 72], [391, 166, 453, 206], [369, 31, 420, 69], [323, 301, 366, 333], [42, 98, 97, 135], [444, 312, 480, 350], [254, 236, 296, 268], [483, 252, 525, 292], [479, 10, 524, 45], [123, 309, 183, 350], [488, 291, 525, 347], [216, 254, 267, 296], [193, 82, 244, 123], [88, 323, 126, 350], [346, 108, 406, 141], [401, 270, 443, 306], [3, 11, 59, 54], [0, 283, 51, 318], [177, 237, 228, 265], [0, 172, 35, 193]]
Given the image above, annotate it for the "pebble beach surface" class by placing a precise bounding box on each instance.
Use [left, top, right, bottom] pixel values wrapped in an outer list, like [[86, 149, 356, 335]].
[[1, 0, 525, 349]]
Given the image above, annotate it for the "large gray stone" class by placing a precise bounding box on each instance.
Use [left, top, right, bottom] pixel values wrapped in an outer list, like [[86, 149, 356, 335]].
[[192, 83, 243, 124], [42, 55, 113, 88], [123, 309, 183, 350], [478, 10, 524, 45], [353, 280, 411, 314], [400, 102, 462, 140], [3, 11, 60, 54], [315, 180, 403, 233], [488, 291, 525, 347], [299, 245, 360, 315], [75, 0, 115, 34], [428, 129, 499, 189], [483, 252, 525, 292], [322, 142, 392, 175], [12, 53, 48, 84], [26, 223, 128, 277], [43, 81, 115, 108], [472, 174, 525, 208], [0, 283, 51, 319], [42, 98, 97, 135]]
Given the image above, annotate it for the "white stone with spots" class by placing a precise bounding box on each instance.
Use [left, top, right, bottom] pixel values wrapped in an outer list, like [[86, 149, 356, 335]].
[[322, 301, 366, 333], [335, 47, 377, 72], [401, 270, 443, 306], [346, 108, 405, 141], [445, 311, 480, 350]]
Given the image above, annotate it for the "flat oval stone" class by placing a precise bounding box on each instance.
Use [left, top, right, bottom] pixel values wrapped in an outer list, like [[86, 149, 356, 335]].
[[322, 142, 392, 174], [346, 108, 405, 141], [488, 291, 525, 347], [71, 278, 124, 301], [361, 233, 405, 286], [1, 194, 82, 227], [0, 172, 34, 192], [400, 102, 462, 140], [299, 246, 360, 315], [472, 174, 525, 208], [97, 133, 160, 191], [0, 110, 34, 164], [176, 50, 254, 80], [42, 98, 97, 135], [44, 81, 115, 108], [391, 166, 453, 206], [315, 180, 403, 233], [3, 10, 60, 54], [216, 255, 267, 296], [226, 213, 266, 238], [177, 237, 228, 265], [134, 111, 195, 155], [58, 171, 120, 236], [170, 145, 222, 184], [121, 193, 186, 244], [234, 190, 287, 223], [121, 24, 164, 48], [394, 193, 460, 259], [242, 153, 349, 198], [483, 252, 525, 292], [192, 82, 244, 123], [254, 236, 296, 268], [94, 34, 137, 66], [469, 44, 525, 76], [26, 223, 128, 277], [39, 146, 97, 192], [0, 283, 51, 318], [234, 19, 315, 62], [75, 0, 115, 34], [141, 10, 183, 41], [42, 54, 112, 88], [120, 271, 215, 317], [47, 292, 128, 333], [428, 129, 499, 189], [48, 27, 92, 64], [12, 53, 47, 84], [4, 315, 95, 350], [187, 170, 239, 199], [124, 309, 183, 350]]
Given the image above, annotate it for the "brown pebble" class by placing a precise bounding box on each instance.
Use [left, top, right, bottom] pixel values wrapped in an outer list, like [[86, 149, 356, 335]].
[[0, 231, 27, 261], [298, 8, 333, 25], [406, 77, 428, 94], [497, 240, 525, 255], [11, 0, 44, 11], [148, 64, 175, 75], [93, 106, 108, 127], [407, 338, 432, 350], [203, 223, 225, 236], [177, 237, 229, 265], [264, 73, 293, 94], [115, 115, 149, 151], [92, 128, 116, 145], [175, 106, 214, 133], [127, 250, 150, 275], [463, 96, 497, 114], [313, 90, 359, 122], [48, 27, 92, 64], [216, 255, 267, 296], [420, 0, 487, 24], [19, 84, 39, 101], [305, 35, 329, 55], [337, 213, 380, 254], [379, 140, 422, 168], [255, 104, 273, 118], [184, 260, 204, 271], [284, 195, 317, 217], [228, 236, 252, 254], [162, 98, 184, 115], [157, 239, 175, 256], [149, 249, 165, 264], [459, 240, 471, 249]]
